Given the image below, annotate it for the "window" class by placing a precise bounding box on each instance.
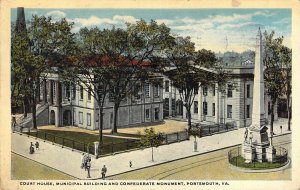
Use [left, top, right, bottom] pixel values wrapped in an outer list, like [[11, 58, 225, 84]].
[[65, 84, 70, 99], [203, 86, 208, 96], [133, 84, 141, 99], [194, 101, 198, 114], [88, 88, 92, 101], [212, 103, 215, 116], [153, 84, 160, 97], [154, 108, 160, 120], [227, 105, 232, 118], [144, 82, 150, 97], [145, 109, 150, 119], [79, 112, 83, 124], [87, 113, 91, 126], [203, 102, 207, 115], [227, 85, 233, 98], [80, 85, 84, 100], [212, 85, 215, 96], [247, 105, 250, 118], [165, 81, 169, 92], [194, 86, 199, 95], [246, 84, 250, 98], [72, 85, 76, 100]]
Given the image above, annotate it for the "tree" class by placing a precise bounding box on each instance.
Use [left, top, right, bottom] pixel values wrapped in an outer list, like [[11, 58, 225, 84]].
[[162, 36, 221, 130], [62, 27, 111, 146], [263, 31, 287, 135], [81, 20, 172, 134], [11, 13, 76, 129], [138, 128, 165, 162], [280, 46, 292, 131], [188, 126, 201, 152]]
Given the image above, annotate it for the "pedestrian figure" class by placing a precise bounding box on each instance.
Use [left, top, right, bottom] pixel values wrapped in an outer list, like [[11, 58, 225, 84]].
[[129, 161, 132, 168], [29, 142, 34, 154], [86, 159, 91, 178], [101, 165, 107, 180], [35, 141, 39, 150], [81, 154, 88, 169]]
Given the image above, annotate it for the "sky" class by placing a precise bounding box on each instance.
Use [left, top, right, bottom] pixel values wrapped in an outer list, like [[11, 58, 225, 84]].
[[11, 8, 291, 53]]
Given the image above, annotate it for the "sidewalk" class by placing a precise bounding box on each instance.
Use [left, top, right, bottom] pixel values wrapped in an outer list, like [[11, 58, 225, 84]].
[[11, 119, 291, 180]]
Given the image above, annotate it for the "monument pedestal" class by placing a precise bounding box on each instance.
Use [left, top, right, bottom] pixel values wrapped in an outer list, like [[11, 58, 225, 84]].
[[266, 146, 276, 163], [242, 143, 256, 163]]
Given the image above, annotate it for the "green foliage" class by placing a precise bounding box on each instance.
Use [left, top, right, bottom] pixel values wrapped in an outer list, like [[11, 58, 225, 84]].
[[188, 126, 201, 139], [139, 128, 165, 148], [263, 31, 292, 132]]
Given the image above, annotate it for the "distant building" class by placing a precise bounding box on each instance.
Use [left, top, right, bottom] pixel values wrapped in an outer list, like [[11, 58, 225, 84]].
[[162, 34, 279, 128], [38, 70, 164, 130]]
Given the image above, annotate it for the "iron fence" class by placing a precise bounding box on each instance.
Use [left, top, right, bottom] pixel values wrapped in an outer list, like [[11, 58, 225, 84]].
[[197, 122, 237, 137], [228, 146, 288, 169]]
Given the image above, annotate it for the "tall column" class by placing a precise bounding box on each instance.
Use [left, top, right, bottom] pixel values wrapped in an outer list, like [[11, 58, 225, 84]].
[[49, 80, 53, 104], [199, 84, 202, 121], [43, 79, 47, 104], [251, 27, 265, 128], [169, 81, 172, 117], [215, 83, 219, 124]]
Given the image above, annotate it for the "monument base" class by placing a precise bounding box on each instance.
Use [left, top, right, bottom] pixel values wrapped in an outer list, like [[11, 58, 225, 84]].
[[242, 143, 255, 163], [266, 146, 276, 163]]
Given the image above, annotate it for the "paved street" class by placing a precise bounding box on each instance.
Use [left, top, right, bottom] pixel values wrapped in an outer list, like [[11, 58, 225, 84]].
[[110, 134, 291, 180], [11, 119, 291, 180]]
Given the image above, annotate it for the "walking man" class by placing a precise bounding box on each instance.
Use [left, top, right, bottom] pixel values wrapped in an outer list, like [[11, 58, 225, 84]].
[[101, 165, 107, 180], [35, 141, 39, 150], [29, 142, 34, 154], [86, 159, 91, 178]]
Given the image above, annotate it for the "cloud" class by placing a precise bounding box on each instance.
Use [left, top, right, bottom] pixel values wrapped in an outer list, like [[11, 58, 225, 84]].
[[113, 15, 137, 23], [69, 15, 139, 30], [70, 16, 117, 27], [46, 10, 66, 20]]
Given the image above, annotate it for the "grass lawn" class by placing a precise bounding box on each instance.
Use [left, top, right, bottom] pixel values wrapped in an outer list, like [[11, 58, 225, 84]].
[[230, 155, 288, 170], [26, 129, 140, 156], [11, 153, 76, 180]]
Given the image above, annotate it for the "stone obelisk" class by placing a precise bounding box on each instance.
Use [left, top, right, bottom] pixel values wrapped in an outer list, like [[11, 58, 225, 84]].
[[251, 27, 266, 128], [242, 28, 276, 163]]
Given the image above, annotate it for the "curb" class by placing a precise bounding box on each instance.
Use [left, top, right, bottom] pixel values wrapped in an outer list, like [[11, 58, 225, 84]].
[[228, 158, 291, 173]]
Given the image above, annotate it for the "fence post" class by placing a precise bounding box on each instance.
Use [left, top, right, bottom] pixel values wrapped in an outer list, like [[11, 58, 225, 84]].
[[166, 134, 168, 144], [53, 136, 55, 144], [62, 138, 64, 147], [44, 133, 46, 141]]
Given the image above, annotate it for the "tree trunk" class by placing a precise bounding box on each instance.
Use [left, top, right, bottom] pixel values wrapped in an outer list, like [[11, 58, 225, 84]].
[[31, 98, 37, 129], [151, 147, 154, 162], [186, 106, 192, 130], [270, 100, 276, 136], [23, 96, 28, 117], [287, 94, 291, 131], [112, 103, 120, 134], [99, 107, 104, 144]]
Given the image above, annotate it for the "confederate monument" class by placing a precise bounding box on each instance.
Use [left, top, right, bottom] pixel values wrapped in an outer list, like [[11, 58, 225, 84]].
[[242, 28, 276, 163]]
